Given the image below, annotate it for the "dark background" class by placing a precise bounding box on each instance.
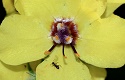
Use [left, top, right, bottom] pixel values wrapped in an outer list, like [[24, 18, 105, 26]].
[[0, 1, 125, 80], [0, 0, 6, 24]]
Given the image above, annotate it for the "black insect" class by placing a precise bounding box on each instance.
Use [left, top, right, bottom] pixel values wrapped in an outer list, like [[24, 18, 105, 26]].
[[52, 62, 60, 69]]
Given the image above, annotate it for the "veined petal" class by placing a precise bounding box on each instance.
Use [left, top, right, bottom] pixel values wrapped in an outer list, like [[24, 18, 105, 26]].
[[0, 61, 28, 80], [77, 14, 125, 68], [36, 47, 92, 80], [86, 64, 107, 80], [0, 14, 52, 65]]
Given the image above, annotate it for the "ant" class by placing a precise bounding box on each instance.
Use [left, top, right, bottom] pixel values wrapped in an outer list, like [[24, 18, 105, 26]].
[[52, 62, 60, 69]]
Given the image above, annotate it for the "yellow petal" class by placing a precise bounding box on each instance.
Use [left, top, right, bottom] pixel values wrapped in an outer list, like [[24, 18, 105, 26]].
[[15, 0, 82, 17], [75, 11, 99, 34], [14, 0, 83, 31], [29, 60, 42, 71], [0, 14, 52, 65], [96, 0, 107, 17], [107, 0, 125, 3], [75, 0, 106, 33], [77, 14, 125, 68], [80, 0, 107, 17], [15, 0, 106, 17], [2, 0, 16, 14], [102, 3, 123, 18], [0, 61, 28, 80], [36, 47, 92, 80], [102, 0, 125, 18], [14, 0, 106, 31], [86, 64, 107, 80]]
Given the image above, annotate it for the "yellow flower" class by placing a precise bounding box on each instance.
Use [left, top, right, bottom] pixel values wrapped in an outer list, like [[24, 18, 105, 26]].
[[1, 0, 121, 80], [0, 14, 107, 80], [0, 0, 125, 67], [0, 0, 125, 68]]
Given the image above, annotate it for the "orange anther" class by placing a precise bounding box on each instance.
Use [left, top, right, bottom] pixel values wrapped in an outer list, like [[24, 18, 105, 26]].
[[55, 35, 59, 40], [61, 23, 64, 27], [65, 36, 71, 42], [44, 51, 51, 55], [75, 53, 80, 57], [63, 55, 67, 58]]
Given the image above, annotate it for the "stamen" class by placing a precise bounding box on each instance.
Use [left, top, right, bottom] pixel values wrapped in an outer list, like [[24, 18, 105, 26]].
[[44, 51, 51, 55], [57, 23, 64, 30], [52, 35, 61, 44], [70, 43, 80, 57], [65, 36, 73, 44], [49, 18, 79, 58], [65, 36, 71, 42], [55, 35, 59, 40], [44, 43, 57, 55], [62, 44, 67, 58]]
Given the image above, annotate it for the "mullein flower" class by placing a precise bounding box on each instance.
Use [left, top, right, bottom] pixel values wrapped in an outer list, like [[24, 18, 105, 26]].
[[0, 14, 107, 79], [0, 0, 124, 67], [0, 0, 125, 80]]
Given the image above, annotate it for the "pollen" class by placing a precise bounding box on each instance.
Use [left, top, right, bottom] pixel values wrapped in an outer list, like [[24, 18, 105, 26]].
[[65, 36, 71, 42], [65, 36, 73, 44], [55, 35, 59, 40], [45, 18, 80, 58]]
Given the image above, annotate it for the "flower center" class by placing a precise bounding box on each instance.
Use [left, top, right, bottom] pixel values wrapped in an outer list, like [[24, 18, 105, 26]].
[[44, 18, 80, 58]]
